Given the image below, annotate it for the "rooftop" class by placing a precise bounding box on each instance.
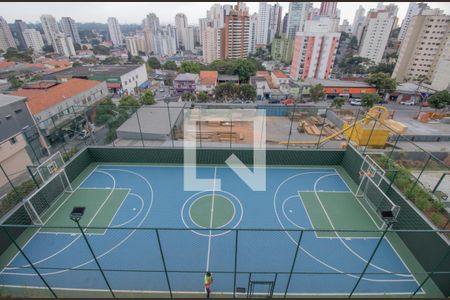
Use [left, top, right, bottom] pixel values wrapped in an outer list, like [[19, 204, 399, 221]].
[[218, 74, 239, 81], [11, 78, 102, 114], [272, 70, 288, 79], [303, 79, 374, 88], [199, 71, 218, 85], [43, 64, 144, 79], [174, 73, 199, 82], [0, 94, 27, 108]]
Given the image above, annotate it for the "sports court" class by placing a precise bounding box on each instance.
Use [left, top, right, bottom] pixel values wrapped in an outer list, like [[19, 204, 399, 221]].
[[1, 148, 443, 298]]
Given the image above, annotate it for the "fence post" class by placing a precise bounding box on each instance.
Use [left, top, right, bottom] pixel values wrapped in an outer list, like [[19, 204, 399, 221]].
[[347, 109, 361, 147], [408, 155, 431, 194], [155, 229, 173, 298], [230, 110, 233, 149], [362, 111, 380, 155], [287, 102, 297, 149], [166, 101, 175, 148], [348, 222, 392, 298], [199, 110, 202, 149], [316, 108, 328, 149], [135, 108, 145, 148], [284, 230, 304, 298], [385, 169, 399, 194], [1, 226, 58, 298], [23, 130, 41, 164], [27, 166, 40, 188], [387, 134, 401, 162], [410, 248, 450, 298], [432, 172, 448, 194], [74, 220, 115, 298], [0, 163, 20, 197], [233, 230, 239, 298]]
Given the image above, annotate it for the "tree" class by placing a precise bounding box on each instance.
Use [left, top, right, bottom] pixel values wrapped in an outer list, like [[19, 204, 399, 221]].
[[180, 61, 202, 74], [7, 75, 22, 90], [102, 56, 122, 65], [338, 56, 373, 75], [74, 43, 81, 51], [147, 57, 161, 69], [365, 72, 397, 97], [197, 91, 209, 102], [42, 45, 54, 53], [4, 48, 32, 63], [233, 59, 257, 83], [214, 82, 240, 102], [72, 61, 82, 67], [118, 95, 140, 108], [139, 90, 156, 105], [239, 84, 256, 101], [428, 90, 450, 110], [309, 84, 325, 102], [162, 61, 178, 71], [181, 92, 196, 102], [92, 45, 110, 55], [95, 98, 115, 126], [368, 63, 396, 75], [361, 93, 382, 109], [129, 56, 144, 64], [331, 97, 346, 109]]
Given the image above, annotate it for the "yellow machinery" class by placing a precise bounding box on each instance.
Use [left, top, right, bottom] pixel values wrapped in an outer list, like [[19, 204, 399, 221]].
[[279, 106, 407, 148]]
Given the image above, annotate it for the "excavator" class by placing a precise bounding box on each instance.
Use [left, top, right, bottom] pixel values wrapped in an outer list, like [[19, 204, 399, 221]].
[[278, 106, 407, 148]]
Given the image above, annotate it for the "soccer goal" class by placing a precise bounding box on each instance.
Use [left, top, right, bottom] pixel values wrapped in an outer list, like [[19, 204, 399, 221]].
[[23, 152, 73, 225]]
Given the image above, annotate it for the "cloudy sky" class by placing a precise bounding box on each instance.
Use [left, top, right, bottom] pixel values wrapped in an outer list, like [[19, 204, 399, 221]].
[[2, 2, 450, 25]]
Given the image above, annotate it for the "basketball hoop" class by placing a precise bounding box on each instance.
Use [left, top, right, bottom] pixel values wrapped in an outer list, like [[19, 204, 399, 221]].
[[359, 170, 374, 178]]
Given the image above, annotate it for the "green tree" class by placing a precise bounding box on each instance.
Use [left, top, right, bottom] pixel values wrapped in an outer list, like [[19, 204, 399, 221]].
[[129, 56, 144, 64], [338, 56, 373, 75], [331, 97, 346, 109], [197, 91, 209, 102], [214, 82, 240, 102], [92, 45, 110, 55], [233, 59, 257, 83], [95, 98, 115, 126], [368, 63, 396, 75], [181, 92, 196, 102], [309, 84, 325, 102], [7, 75, 22, 90], [428, 90, 450, 110], [365, 72, 397, 96], [361, 93, 382, 109], [139, 90, 156, 105], [72, 61, 82, 67], [162, 61, 178, 71], [119, 95, 140, 108], [102, 56, 122, 65], [147, 57, 161, 69], [239, 84, 256, 101], [180, 61, 202, 74], [4, 48, 33, 63]]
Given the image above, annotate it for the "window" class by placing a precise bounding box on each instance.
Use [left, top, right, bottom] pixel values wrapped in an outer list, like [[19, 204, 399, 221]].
[[10, 137, 17, 145]]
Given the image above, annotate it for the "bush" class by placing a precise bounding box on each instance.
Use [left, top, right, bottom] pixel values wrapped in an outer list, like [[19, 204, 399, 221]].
[[430, 212, 445, 227], [0, 179, 38, 220], [62, 147, 79, 162]]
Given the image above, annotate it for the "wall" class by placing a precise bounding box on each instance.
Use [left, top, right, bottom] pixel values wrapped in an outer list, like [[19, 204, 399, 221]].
[[119, 64, 148, 94]]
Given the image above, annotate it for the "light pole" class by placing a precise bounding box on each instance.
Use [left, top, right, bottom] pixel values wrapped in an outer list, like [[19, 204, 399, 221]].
[[70, 207, 116, 298]]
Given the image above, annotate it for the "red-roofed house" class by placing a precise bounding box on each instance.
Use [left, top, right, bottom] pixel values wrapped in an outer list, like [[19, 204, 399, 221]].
[[197, 71, 218, 94], [11, 78, 109, 137], [271, 70, 289, 88]]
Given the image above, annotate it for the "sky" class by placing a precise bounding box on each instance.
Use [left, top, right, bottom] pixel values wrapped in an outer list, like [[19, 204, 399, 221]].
[[2, 2, 450, 26]]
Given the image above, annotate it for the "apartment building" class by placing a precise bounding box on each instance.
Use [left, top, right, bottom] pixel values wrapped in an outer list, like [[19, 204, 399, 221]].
[[222, 3, 249, 59], [286, 2, 312, 40], [22, 29, 45, 53], [0, 16, 16, 51], [107, 17, 123, 47], [392, 9, 450, 90]]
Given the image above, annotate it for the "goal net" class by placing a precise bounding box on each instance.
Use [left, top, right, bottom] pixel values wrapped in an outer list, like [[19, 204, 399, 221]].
[[356, 174, 400, 228], [24, 166, 73, 225], [356, 155, 385, 195]]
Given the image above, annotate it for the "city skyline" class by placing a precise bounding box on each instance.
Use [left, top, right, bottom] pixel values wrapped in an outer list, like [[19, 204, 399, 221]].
[[2, 2, 450, 25]]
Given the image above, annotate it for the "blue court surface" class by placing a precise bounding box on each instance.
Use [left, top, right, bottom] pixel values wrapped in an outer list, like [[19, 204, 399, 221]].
[[0, 164, 425, 296]]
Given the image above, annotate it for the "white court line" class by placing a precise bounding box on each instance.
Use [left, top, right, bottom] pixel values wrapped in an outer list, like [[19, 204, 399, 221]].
[[206, 167, 217, 272], [0, 165, 100, 275]]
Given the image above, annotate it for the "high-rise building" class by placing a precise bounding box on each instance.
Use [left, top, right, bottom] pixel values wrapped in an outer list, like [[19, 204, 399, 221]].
[[144, 13, 160, 33], [352, 5, 366, 43], [248, 13, 258, 54], [14, 20, 28, 50], [143, 27, 155, 54], [282, 13, 289, 34], [22, 28, 44, 53], [206, 4, 224, 28], [268, 3, 283, 42], [398, 2, 430, 42], [286, 2, 312, 40], [339, 19, 352, 34], [40, 14, 60, 46], [159, 25, 177, 56], [256, 2, 271, 46], [60, 17, 81, 45], [290, 16, 340, 80], [107, 17, 123, 47], [0, 16, 16, 51], [319, 2, 338, 18], [184, 26, 195, 51], [175, 13, 188, 49], [134, 33, 146, 53], [430, 35, 450, 90], [202, 24, 221, 63], [358, 4, 398, 64], [222, 3, 249, 59], [392, 9, 450, 87], [271, 33, 294, 64], [53, 33, 76, 57], [192, 26, 201, 47], [125, 36, 139, 56]]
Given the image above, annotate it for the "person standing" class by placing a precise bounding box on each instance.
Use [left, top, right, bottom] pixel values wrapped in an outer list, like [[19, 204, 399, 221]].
[[204, 272, 213, 298]]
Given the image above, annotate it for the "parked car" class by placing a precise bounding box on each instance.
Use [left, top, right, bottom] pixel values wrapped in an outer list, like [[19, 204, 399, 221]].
[[400, 100, 415, 105], [350, 98, 362, 106], [421, 101, 430, 107], [281, 98, 295, 106]]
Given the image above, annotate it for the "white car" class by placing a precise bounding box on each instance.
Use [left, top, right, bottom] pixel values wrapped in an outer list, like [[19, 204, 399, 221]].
[[400, 100, 415, 106], [350, 98, 362, 106]]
